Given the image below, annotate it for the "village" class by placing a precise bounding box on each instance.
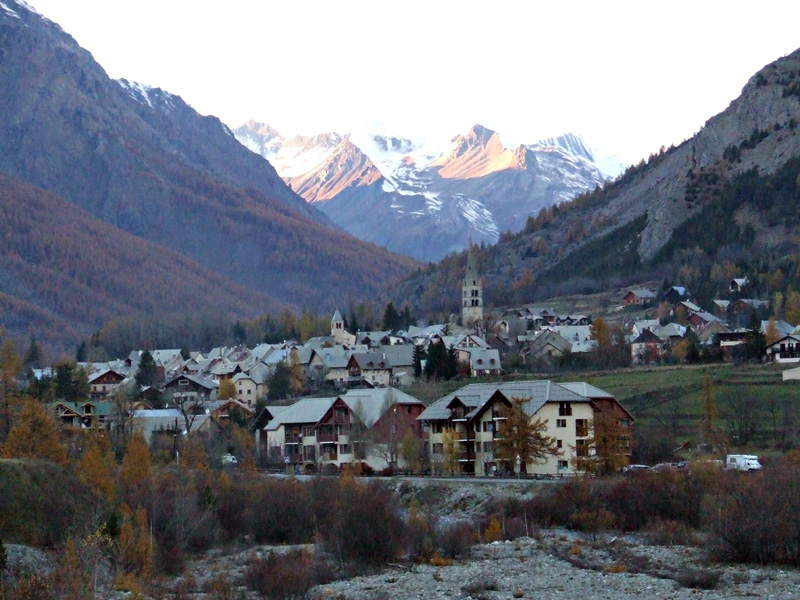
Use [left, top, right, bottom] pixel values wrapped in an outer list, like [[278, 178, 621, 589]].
[[35, 247, 800, 480], [40, 247, 800, 476]]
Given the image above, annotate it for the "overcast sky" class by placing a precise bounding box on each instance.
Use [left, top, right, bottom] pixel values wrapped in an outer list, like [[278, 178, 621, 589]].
[[27, 0, 800, 165]]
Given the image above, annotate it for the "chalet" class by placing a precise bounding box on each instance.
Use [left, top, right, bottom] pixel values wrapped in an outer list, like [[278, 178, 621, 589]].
[[518, 329, 572, 362], [347, 353, 392, 387], [711, 299, 730, 317], [88, 368, 127, 400], [53, 400, 114, 430], [631, 329, 663, 365], [543, 325, 595, 353], [251, 388, 425, 472], [663, 286, 690, 304], [163, 373, 218, 405], [730, 278, 749, 293], [623, 289, 656, 305], [468, 348, 502, 377], [765, 334, 800, 363], [417, 381, 632, 476], [687, 311, 720, 329], [729, 298, 769, 315], [631, 319, 660, 339], [554, 314, 591, 326]]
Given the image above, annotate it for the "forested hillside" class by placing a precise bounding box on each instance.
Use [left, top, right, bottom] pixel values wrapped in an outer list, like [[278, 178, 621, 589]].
[[0, 175, 278, 357]]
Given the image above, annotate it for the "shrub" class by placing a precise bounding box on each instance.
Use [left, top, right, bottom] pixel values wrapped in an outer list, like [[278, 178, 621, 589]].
[[708, 467, 800, 565], [245, 549, 315, 600], [438, 521, 475, 559], [322, 480, 405, 567], [483, 517, 503, 542], [248, 479, 313, 544], [674, 567, 721, 589]]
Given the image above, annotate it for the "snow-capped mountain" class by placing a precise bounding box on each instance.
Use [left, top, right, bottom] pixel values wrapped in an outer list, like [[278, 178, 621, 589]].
[[235, 122, 626, 261]]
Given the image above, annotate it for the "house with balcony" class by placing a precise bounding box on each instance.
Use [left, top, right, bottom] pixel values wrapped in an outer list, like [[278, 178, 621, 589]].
[[250, 387, 425, 472], [418, 381, 632, 476]]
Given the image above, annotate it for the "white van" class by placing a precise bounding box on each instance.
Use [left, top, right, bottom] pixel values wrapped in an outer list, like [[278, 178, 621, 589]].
[[725, 454, 762, 472]]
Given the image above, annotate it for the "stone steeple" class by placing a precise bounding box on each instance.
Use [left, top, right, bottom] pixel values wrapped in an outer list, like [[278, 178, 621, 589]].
[[461, 247, 483, 327]]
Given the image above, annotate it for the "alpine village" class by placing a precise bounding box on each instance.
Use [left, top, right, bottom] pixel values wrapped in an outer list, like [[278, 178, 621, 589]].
[[4, 2, 800, 599]]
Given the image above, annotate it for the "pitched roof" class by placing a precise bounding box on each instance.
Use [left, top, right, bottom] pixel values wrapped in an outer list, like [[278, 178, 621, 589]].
[[264, 397, 338, 430], [341, 388, 424, 428], [418, 381, 589, 422]]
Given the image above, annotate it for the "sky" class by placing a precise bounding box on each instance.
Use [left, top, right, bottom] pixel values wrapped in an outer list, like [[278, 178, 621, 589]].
[[25, 0, 800, 166]]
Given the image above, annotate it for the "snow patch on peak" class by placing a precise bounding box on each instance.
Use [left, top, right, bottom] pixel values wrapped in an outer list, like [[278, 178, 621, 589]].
[[0, 2, 20, 18], [117, 79, 179, 115], [535, 133, 594, 161], [10, 0, 38, 14]]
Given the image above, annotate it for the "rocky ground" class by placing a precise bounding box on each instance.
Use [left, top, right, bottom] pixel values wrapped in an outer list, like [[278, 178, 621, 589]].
[[7, 528, 800, 599], [5, 478, 800, 599]]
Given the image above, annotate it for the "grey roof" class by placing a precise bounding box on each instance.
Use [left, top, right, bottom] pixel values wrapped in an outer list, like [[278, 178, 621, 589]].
[[469, 348, 501, 369], [523, 330, 572, 355], [627, 288, 656, 298], [164, 372, 218, 390], [265, 397, 338, 430], [331, 309, 342, 323], [654, 323, 687, 339], [418, 381, 589, 422], [342, 388, 424, 428], [379, 344, 414, 367], [560, 382, 615, 400], [631, 329, 662, 344]]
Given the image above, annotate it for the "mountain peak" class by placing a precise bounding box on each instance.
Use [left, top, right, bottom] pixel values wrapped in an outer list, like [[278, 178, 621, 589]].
[[534, 133, 594, 161]]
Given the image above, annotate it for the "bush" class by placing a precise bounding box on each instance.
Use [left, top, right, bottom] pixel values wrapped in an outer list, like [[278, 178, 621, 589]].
[[674, 567, 721, 589], [248, 479, 313, 544], [438, 521, 475, 559], [245, 549, 315, 600], [322, 480, 405, 567], [709, 467, 800, 565]]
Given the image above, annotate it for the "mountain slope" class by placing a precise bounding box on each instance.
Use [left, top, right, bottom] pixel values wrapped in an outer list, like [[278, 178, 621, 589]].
[[0, 1, 417, 310], [390, 48, 800, 313], [235, 122, 622, 261], [0, 173, 278, 355]]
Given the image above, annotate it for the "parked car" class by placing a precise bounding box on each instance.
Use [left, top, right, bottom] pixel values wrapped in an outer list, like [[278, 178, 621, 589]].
[[622, 464, 649, 475], [221, 453, 238, 466], [725, 454, 761, 472]]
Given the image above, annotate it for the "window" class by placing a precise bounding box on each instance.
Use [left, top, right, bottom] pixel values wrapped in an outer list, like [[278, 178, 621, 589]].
[[339, 444, 351, 454], [558, 402, 572, 416], [556, 439, 563, 449], [556, 419, 566, 428], [432, 443, 443, 455], [575, 419, 589, 437], [483, 441, 493, 453], [575, 439, 588, 457], [558, 460, 569, 471]]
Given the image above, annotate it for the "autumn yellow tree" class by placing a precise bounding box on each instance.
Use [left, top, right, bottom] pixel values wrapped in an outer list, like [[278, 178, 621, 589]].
[[441, 428, 459, 475], [589, 317, 611, 350], [77, 430, 116, 503], [218, 378, 237, 400], [495, 398, 560, 474], [766, 317, 781, 346], [0, 336, 22, 441], [570, 408, 631, 475], [288, 351, 305, 397], [117, 504, 153, 579], [119, 431, 151, 507], [785, 289, 800, 325], [2, 399, 68, 466]]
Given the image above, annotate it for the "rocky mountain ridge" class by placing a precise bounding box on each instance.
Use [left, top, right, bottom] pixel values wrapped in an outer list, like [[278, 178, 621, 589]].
[[0, 0, 418, 344], [236, 121, 625, 261]]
